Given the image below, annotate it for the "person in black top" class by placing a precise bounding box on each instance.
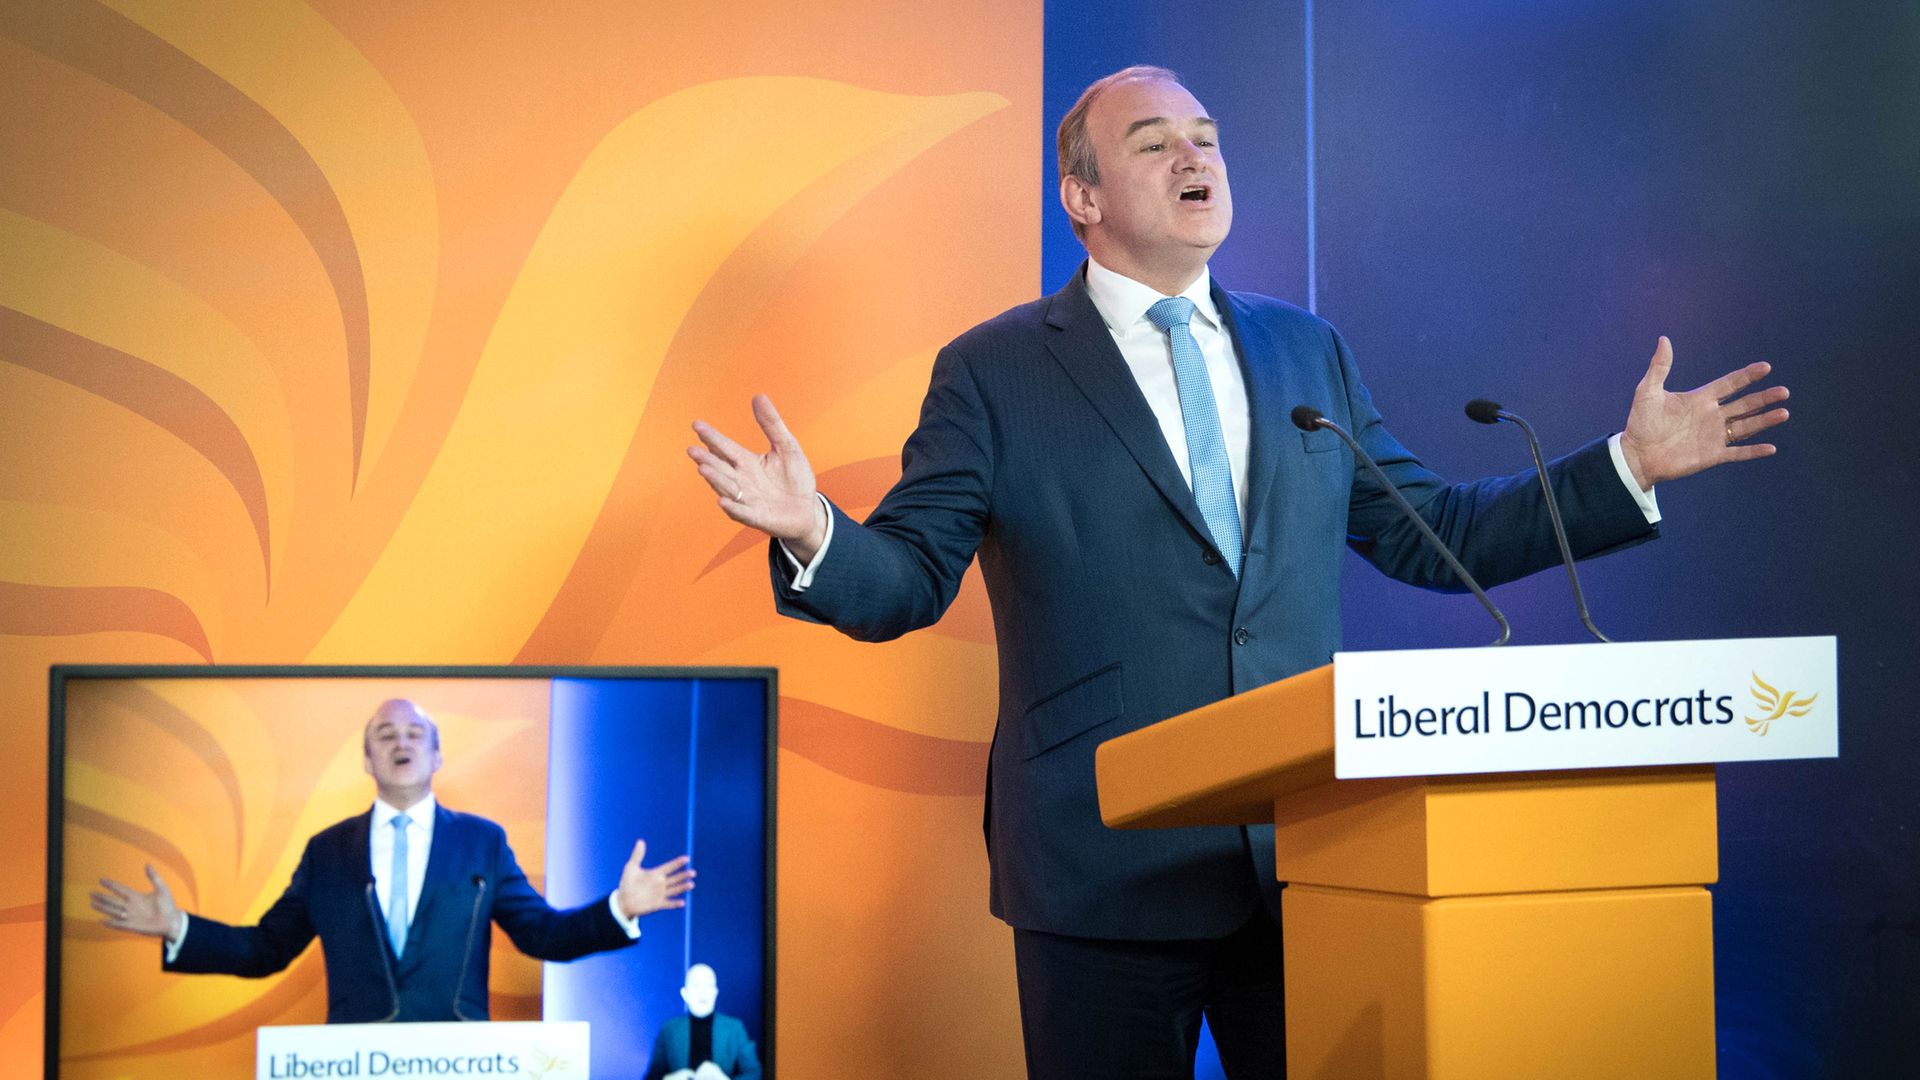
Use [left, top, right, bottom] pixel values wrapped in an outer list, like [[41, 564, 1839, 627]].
[[645, 962, 762, 1080]]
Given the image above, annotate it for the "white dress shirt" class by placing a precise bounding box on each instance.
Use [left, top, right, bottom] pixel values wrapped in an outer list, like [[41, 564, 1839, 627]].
[[783, 259, 1656, 586], [1082, 258, 1253, 526], [371, 792, 436, 931]]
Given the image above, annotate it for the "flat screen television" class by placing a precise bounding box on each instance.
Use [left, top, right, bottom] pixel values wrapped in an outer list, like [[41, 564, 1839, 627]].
[[45, 665, 775, 1079]]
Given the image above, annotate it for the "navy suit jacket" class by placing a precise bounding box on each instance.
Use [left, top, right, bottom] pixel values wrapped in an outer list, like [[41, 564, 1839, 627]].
[[166, 803, 632, 1022], [644, 1013, 762, 1080], [775, 267, 1656, 940]]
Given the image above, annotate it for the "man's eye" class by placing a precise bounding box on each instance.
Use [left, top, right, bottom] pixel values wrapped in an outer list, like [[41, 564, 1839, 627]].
[[1141, 143, 1164, 152]]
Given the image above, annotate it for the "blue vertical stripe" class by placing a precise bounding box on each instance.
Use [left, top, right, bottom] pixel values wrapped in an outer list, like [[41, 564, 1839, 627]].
[[1304, 0, 1318, 314], [683, 680, 701, 972]]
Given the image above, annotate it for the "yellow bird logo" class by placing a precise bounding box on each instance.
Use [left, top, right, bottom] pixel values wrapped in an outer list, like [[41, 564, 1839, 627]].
[[1746, 673, 1818, 735], [521, 1049, 574, 1079]]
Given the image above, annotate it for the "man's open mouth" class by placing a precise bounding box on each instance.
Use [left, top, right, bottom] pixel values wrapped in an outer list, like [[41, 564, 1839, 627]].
[[394, 754, 412, 766], [1179, 185, 1211, 202]]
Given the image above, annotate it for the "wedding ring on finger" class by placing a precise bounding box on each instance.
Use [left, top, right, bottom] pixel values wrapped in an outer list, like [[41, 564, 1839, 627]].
[[1725, 424, 1734, 445]]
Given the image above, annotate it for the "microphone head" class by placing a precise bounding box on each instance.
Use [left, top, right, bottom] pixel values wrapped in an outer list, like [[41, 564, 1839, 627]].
[[1290, 405, 1325, 432], [1465, 399, 1505, 425]]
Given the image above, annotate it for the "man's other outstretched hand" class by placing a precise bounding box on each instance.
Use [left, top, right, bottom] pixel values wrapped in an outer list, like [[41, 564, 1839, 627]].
[[615, 840, 695, 920], [1619, 336, 1790, 490], [689, 394, 829, 562], [93, 865, 186, 940]]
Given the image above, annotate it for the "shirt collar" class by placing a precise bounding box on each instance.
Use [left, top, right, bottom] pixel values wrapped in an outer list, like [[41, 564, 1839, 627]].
[[1084, 258, 1220, 334], [373, 791, 436, 829]]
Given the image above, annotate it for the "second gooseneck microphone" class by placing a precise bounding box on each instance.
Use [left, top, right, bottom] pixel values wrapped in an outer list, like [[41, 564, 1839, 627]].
[[1465, 399, 1612, 643], [1291, 405, 1511, 646], [451, 874, 489, 1021], [364, 881, 402, 1022]]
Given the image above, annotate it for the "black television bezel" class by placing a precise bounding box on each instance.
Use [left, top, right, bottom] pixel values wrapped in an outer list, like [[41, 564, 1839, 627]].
[[44, 663, 778, 1079]]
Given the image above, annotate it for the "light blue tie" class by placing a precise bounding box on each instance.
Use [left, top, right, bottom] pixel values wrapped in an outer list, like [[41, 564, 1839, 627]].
[[387, 813, 411, 957], [1147, 296, 1243, 576]]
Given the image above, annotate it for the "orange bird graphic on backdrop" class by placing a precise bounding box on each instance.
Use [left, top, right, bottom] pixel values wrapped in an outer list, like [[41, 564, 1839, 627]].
[[0, 0, 1039, 1074]]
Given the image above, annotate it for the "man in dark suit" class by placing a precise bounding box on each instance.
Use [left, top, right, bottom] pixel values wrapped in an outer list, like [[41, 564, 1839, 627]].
[[644, 963, 762, 1080], [93, 698, 696, 1023], [687, 66, 1788, 1078]]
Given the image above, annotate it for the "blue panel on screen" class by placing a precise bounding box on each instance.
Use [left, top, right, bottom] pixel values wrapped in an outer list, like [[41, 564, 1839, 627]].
[[544, 677, 769, 1078]]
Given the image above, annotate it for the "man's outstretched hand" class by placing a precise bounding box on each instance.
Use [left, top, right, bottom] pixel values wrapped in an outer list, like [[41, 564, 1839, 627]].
[[689, 394, 828, 562], [615, 840, 695, 920], [92, 865, 186, 940], [1619, 336, 1790, 489]]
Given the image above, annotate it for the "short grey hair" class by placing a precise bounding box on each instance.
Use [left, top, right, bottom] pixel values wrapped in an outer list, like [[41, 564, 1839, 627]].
[[1056, 65, 1184, 186]]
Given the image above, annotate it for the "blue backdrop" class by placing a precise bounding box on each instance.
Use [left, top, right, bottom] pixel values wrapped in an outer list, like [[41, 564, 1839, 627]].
[[1043, 2, 1918, 1075], [542, 676, 770, 1077]]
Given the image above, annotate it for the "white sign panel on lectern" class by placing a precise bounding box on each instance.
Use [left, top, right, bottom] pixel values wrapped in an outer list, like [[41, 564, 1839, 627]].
[[1333, 636, 1837, 779], [257, 1020, 589, 1079]]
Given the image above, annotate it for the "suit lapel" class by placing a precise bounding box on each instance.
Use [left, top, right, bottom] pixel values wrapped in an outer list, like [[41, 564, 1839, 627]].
[[345, 811, 373, 876], [1215, 284, 1293, 548], [1044, 267, 1218, 550], [343, 812, 374, 927], [398, 804, 461, 968]]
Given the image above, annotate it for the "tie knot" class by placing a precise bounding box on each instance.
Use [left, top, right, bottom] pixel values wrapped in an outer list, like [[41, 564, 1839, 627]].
[[1146, 296, 1198, 333], [392, 813, 411, 831]]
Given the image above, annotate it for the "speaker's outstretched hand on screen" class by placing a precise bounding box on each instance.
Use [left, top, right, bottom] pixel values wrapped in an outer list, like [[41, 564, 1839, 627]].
[[615, 840, 696, 920], [1618, 336, 1790, 489], [93, 864, 187, 940], [690, 394, 829, 562]]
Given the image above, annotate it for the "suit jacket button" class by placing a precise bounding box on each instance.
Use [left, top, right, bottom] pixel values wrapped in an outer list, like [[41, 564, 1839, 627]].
[[1203, 548, 1221, 565], [1234, 627, 1250, 646]]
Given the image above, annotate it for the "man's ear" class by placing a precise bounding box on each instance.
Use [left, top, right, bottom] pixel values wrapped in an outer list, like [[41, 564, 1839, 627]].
[[363, 755, 374, 777], [1060, 175, 1100, 230]]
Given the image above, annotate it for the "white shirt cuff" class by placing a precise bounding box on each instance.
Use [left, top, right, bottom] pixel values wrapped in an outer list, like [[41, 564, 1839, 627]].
[[777, 493, 835, 591], [1608, 432, 1661, 524], [164, 914, 188, 962], [607, 893, 641, 940]]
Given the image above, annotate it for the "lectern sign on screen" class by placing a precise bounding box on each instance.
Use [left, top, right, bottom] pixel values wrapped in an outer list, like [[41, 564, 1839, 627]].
[[1333, 636, 1838, 779], [257, 1021, 588, 1079]]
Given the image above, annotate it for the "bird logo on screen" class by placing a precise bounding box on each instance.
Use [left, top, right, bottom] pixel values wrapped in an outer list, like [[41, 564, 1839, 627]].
[[522, 1048, 577, 1078], [1746, 672, 1817, 736]]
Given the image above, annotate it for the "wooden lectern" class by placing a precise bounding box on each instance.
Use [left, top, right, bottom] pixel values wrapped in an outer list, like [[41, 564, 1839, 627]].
[[1095, 665, 1718, 1079]]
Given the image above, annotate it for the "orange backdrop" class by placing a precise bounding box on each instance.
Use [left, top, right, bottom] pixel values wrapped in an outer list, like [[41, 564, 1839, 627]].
[[0, 0, 1038, 1074]]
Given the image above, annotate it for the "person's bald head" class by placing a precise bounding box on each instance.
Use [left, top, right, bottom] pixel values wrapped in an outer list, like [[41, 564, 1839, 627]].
[[681, 962, 719, 1018], [362, 699, 442, 807]]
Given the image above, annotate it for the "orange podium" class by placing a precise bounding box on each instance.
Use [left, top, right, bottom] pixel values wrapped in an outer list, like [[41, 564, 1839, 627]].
[[1094, 664, 1720, 1080]]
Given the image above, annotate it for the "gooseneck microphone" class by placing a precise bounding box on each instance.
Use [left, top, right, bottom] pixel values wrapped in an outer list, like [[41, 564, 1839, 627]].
[[1291, 405, 1511, 646], [364, 881, 402, 1022], [451, 874, 489, 1021], [1464, 399, 1612, 643]]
